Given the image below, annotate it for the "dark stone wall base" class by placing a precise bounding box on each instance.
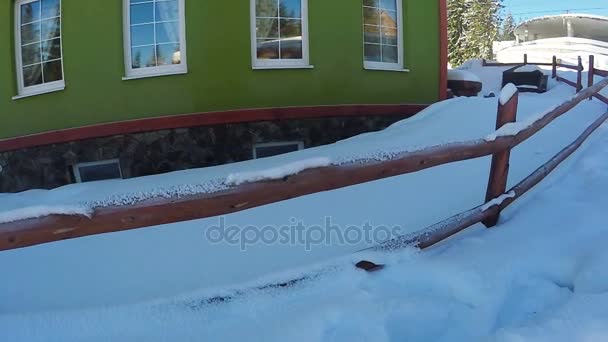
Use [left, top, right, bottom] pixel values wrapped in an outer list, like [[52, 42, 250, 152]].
[[0, 115, 408, 193]]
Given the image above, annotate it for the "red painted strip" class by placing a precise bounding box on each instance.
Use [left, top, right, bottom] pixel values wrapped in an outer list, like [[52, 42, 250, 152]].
[[438, 0, 448, 100], [0, 104, 428, 153]]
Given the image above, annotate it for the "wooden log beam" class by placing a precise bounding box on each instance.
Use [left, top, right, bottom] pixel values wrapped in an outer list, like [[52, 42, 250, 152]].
[[577, 56, 584, 93], [1, 78, 608, 252], [498, 110, 608, 211], [372, 110, 608, 252], [483, 89, 518, 227], [552, 56, 558, 79], [556, 76, 578, 89], [595, 69, 608, 77], [594, 93, 608, 105], [589, 55, 595, 100]]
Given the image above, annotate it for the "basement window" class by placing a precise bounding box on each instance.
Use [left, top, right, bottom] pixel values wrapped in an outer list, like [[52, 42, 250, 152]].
[[253, 141, 304, 159], [73, 159, 123, 183]]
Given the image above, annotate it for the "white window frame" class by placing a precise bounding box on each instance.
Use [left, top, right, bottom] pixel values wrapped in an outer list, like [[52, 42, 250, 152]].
[[122, 0, 188, 80], [250, 0, 311, 69], [14, 0, 66, 99], [72, 159, 123, 183], [363, 0, 406, 72], [253, 141, 304, 159]]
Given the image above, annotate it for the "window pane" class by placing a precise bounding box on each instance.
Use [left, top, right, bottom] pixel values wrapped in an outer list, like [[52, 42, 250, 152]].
[[156, 21, 179, 43], [279, 0, 301, 18], [381, 10, 397, 28], [41, 17, 60, 40], [43, 59, 63, 82], [131, 24, 154, 46], [41, 38, 61, 61], [23, 64, 43, 87], [363, 7, 380, 26], [156, 43, 181, 65], [22, 43, 42, 65], [130, 3, 153, 25], [21, 22, 41, 45], [156, 0, 179, 22], [364, 44, 381, 62], [41, 0, 60, 19], [381, 26, 397, 45], [256, 18, 279, 38], [380, 0, 397, 11], [257, 39, 279, 59], [363, 0, 380, 7], [364, 25, 380, 43], [382, 45, 398, 63], [280, 39, 302, 59], [256, 0, 278, 17], [280, 19, 301, 38], [132, 45, 156, 68], [21, 2, 41, 24]]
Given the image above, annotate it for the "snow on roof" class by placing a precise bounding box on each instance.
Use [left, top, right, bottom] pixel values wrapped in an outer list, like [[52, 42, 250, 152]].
[[516, 13, 608, 30]]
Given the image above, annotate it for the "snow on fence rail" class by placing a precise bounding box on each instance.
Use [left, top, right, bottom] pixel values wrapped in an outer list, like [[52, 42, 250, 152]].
[[1, 77, 608, 253]]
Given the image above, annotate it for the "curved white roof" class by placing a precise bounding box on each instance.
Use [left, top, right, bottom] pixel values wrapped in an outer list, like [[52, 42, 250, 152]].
[[515, 14, 608, 43]]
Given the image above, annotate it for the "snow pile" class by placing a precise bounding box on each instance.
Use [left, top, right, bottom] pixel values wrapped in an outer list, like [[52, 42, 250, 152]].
[[499, 83, 519, 105], [0, 60, 607, 329], [448, 69, 482, 82], [226, 157, 332, 186], [514, 64, 542, 73], [3, 122, 608, 341], [0, 205, 92, 224], [485, 102, 563, 142], [481, 191, 516, 211]]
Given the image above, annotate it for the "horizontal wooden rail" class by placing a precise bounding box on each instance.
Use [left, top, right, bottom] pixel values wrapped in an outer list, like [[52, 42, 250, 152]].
[[556, 76, 578, 88], [1, 77, 608, 252], [373, 110, 608, 251], [557, 63, 584, 71], [595, 93, 608, 105], [595, 69, 608, 77]]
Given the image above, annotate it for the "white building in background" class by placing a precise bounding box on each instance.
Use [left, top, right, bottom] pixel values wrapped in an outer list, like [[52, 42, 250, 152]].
[[494, 14, 608, 68]]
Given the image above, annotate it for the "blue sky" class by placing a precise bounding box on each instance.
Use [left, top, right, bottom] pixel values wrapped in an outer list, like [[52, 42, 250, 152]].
[[502, 0, 608, 22]]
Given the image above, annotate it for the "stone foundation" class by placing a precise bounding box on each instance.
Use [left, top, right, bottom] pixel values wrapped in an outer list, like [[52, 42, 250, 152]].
[[0, 115, 407, 193]]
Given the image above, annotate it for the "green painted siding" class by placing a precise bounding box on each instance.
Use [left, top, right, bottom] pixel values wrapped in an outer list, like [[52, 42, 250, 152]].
[[0, 0, 440, 139]]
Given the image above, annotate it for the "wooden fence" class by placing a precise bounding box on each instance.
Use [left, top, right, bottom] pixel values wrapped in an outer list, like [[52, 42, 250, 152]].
[[1, 63, 608, 255]]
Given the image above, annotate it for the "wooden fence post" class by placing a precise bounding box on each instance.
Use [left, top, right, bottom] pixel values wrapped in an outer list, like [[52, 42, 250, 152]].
[[577, 56, 583, 93], [589, 55, 595, 100], [483, 87, 519, 228], [552, 56, 557, 79], [524, 54, 528, 65]]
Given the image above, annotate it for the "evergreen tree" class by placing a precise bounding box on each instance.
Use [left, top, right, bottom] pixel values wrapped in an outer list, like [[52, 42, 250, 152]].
[[501, 13, 516, 40], [448, 0, 503, 66]]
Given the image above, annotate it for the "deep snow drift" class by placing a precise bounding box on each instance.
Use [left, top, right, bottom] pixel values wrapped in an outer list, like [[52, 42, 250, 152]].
[[3, 113, 608, 342], [1, 60, 608, 341]]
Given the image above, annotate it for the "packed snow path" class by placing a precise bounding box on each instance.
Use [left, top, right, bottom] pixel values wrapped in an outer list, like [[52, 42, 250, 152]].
[[2, 111, 608, 341]]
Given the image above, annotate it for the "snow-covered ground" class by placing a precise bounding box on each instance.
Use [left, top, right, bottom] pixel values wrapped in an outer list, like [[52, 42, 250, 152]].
[[1, 61, 607, 341]]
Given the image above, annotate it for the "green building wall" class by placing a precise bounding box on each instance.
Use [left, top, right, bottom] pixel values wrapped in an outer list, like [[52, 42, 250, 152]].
[[0, 0, 440, 140]]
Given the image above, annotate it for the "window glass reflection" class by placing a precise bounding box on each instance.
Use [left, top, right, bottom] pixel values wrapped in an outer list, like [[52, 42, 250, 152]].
[[130, 0, 182, 69], [255, 0, 303, 60], [363, 0, 399, 64], [19, 0, 64, 88]]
